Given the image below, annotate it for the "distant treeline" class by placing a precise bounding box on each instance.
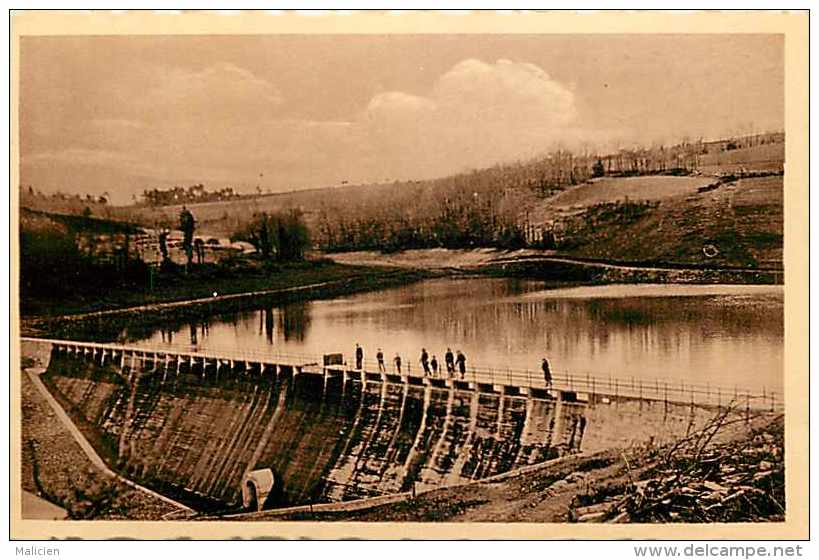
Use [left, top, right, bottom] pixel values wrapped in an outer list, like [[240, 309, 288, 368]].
[[312, 165, 556, 251], [141, 184, 242, 206]]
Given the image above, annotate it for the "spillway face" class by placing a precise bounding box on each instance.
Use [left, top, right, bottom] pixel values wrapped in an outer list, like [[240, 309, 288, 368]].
[[40, 349, 709, 511]]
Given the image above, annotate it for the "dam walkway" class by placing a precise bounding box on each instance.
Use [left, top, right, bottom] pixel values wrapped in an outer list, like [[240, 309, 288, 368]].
[[24, 337, 782, 412]]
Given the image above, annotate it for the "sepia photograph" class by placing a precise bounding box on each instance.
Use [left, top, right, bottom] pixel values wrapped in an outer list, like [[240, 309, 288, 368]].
[[9, 9, 809, 542]]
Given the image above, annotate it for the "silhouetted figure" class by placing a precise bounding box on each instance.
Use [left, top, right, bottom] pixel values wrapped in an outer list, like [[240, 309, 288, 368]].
[[376, 348, 385, 373], [420, 348, 430, 375], [456, 351, 466, 379], [394, 353, 402, 375], [355, 343, 364, 370], [430, 355, 439, 376], [542, 358, 552, 389], [158, 231, 169, 263], [179, 205, 195, 270], [445, 348, 455, 376], [194, 238, 205, 264]]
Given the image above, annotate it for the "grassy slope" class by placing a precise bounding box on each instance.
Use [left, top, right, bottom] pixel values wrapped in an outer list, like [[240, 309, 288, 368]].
[[699, 143, 785, 174], [551, 176, 783, 269], [549, 175, 715, 208], [103, 183, 395, 238]]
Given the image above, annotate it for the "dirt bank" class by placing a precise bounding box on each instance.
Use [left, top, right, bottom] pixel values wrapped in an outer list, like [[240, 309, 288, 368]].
[[20, 367, 181, 520]]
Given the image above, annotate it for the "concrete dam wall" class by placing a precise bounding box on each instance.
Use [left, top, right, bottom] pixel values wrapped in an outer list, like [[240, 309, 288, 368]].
[[40, 346, 716, 512]]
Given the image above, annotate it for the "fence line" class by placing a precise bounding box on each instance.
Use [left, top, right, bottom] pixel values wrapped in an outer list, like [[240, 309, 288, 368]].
[[26, 337, 782, 411]]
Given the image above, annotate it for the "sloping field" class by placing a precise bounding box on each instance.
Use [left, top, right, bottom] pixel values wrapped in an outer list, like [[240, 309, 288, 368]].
[[108, 183, 395, 238], [108, 193, 322, 238], [699, 142, 785, 174], [556, 176, 783, 269], [548, 176, 715, 209]]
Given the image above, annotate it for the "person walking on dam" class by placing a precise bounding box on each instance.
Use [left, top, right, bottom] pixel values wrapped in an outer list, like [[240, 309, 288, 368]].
[[376, 348, 385, 373], [179, 205, 195, 269], [430, 355, 439, 377], [445, 348, 455, 376], [355, 343, 364, 370], [194, 238, 205, 264], [456, 350, 466, 379], [542, 358, 553, 389], [420, 348, 430, 375], [394, 353, 402, 375]]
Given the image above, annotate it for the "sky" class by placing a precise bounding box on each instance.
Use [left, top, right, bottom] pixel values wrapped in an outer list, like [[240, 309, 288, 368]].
[[18, 34, 784, 205]]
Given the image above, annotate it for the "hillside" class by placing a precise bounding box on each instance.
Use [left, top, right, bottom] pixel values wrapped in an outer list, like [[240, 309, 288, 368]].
[[547, 175, 714, 209], [698, 142, 785, 175], [550, 175, 782, 269], [19, 133, 785, 269]]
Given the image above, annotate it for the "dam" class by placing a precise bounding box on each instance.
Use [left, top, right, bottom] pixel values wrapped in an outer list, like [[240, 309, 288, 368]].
[[26, 337, 781, 514]]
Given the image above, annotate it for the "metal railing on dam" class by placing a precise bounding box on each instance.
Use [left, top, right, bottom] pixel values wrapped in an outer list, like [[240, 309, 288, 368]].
[[24, 337, 782, 412]]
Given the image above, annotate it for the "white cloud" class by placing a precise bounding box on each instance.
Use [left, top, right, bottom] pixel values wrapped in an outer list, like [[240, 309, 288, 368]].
[[22, 58, 593, 196], [432, 59, 576, 128], [359, 58, 583, 178], [138, 62, 283, 123]]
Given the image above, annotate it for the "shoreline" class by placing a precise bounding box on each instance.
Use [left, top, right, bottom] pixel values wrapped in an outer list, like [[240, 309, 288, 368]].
[[20, 251, 782, 341], [21, 265, 434, 340]]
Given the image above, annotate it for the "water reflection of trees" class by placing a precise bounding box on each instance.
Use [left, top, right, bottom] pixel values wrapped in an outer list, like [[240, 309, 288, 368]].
[[361, 289, 784, 362], [119, 280, 782, 384], [278, 302, 311, 342], [247, 302, 313, 344]]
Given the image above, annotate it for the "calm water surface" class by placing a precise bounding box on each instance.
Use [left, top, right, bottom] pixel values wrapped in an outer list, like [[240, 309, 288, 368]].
[[122, 279, 783, 393]]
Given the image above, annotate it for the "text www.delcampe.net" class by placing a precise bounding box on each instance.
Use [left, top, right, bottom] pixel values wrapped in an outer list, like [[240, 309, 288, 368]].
[[633, 545, 804, 558]]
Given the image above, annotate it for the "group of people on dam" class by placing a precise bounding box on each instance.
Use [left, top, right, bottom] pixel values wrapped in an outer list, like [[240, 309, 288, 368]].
[[354, 344, 468, 378], [353, 343, 554, 388]]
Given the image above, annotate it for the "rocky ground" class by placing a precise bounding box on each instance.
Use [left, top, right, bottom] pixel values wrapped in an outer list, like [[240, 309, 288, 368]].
[[20, 368, 182, 520], [567, 409, 784, 523]]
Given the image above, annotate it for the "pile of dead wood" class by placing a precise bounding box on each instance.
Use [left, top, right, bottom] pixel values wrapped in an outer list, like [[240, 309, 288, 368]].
[[569, 410, 784, 524]]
